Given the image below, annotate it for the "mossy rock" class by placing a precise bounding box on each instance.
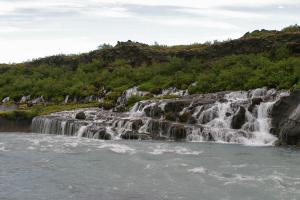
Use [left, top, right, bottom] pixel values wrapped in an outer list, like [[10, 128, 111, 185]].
[[165, 112, 177, 121], [99, 101, 114, 110], [179, 112, 192, 123]]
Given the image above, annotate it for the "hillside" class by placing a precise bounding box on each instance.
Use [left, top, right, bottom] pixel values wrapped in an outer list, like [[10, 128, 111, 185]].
[[0, 25, 300, 109]]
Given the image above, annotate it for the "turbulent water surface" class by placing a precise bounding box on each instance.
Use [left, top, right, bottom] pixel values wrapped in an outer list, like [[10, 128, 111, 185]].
[[1, 133, 300, 200]]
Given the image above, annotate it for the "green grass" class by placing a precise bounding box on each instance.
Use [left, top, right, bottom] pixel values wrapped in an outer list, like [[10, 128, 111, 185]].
[[0, 102, 99, 120]]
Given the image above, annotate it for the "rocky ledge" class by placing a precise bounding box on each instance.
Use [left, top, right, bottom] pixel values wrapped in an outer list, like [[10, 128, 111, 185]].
[[30, 88, 300, 146], [271, 90, 300, 145]]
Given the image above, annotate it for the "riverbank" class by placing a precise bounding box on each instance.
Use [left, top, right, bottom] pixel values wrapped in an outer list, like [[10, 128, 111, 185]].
[[0, 103, 99, 132]]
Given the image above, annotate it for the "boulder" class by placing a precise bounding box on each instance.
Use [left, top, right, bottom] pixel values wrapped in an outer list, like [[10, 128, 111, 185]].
[[93, 129, 111, 140], [248, 97, 263, 112], [120, 131, 139, 140], [271, 90, 300, 145], [75, 112, 86, 120], [231, 106, 246, 129]]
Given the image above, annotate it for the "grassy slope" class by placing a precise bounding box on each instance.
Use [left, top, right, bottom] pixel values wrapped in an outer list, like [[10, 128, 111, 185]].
[[0, 25, 300, 119]]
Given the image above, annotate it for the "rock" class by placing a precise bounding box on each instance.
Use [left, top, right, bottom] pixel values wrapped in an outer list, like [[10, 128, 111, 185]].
[[144, 105, 163, 118], [248, 97, 263, 112], [231, 106, 246, 129], [179, 112, 192, 123], [169, 124, 187, 140], [75, 112, 86, 120], [117, 86, 150, 106], [99, 101, 114, 110], [31, 96, 45, 104], [225, 112, 231, 117], [271, 90, 300, 145], [121, 131, 139, 140], [146, 119, 171, 139], [199, 106, 218, 124], [96, 129, 111, 140], [165, 112, 177, 121], [2, 97, 10, 103], [164, 100, 191, 113], [131, 119, 143, 131], [188, 116, 197, 124], [250, 87, 267, 98], [20, 95, 31, 103]]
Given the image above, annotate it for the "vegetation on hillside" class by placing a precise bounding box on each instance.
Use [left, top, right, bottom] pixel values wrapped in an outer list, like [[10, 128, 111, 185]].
[[0, 25, 300, 108]]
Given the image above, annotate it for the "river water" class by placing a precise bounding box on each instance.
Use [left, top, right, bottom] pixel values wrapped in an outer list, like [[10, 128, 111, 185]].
[[0, 133, 300, 200]]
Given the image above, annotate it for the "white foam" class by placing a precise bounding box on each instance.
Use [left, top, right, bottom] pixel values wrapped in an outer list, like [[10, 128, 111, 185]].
[[149, 145, 202, 155], [27, 146, 36, 150], [0, 146, 8, 152], [97, 143, 135, 154], [188, 167, 207, 174]]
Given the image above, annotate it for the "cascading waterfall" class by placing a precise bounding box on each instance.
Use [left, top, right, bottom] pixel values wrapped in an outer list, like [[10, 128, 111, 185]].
[[77, 125, 88, 137], [31, 88, 288, 145]]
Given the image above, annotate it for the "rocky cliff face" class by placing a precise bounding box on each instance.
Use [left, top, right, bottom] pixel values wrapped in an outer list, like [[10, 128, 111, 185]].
[[271, 89, 300, 145]]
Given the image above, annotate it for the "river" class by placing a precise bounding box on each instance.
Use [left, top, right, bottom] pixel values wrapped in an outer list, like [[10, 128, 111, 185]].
[[0, 132, 299, 200]]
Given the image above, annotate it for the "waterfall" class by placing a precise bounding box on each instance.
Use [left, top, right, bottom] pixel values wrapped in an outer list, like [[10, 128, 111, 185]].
[[31, 88, 287, 145], [249, 102, 277, 145], [77, 125, 88, 137]]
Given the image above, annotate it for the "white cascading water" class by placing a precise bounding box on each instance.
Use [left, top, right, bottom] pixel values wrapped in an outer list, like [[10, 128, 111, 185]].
[[252, 102, 277, 145], [77, 125, 88, 138], [31, 88, 288, 146], [184, 89, 282, 145]]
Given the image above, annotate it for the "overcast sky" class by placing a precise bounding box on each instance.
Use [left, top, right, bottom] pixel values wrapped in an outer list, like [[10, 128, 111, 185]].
[[0, 0, 300, 63]]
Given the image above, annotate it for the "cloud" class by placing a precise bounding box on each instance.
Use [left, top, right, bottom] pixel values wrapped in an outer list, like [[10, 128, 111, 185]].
[[0, 0, 299, 63]]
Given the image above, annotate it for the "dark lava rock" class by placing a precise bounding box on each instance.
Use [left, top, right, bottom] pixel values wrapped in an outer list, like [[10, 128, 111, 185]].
[[144, 105, 163, 118], [131, 119, 143, 131], [271, 90, 300, 145], [164, 100, 191, 113], [75, 112, 86, 120], [169, 124, 187, 141], [165, 112, 177, 121], [231, 106, 246, 129], [225, 112, 231, 117], [248, 97, 263, 112], [179, 112, 192, 123], [93, 129, 111, 140], [121, 131, 139, 140]]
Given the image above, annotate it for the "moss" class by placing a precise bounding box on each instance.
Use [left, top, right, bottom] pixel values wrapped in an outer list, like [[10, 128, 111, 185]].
[[126, 95, 151, 108], [31, 103, 99, 115], [99, 100, 114, 110], [179, 112, 191, 123], [0, 102, 99, 121], [165, 112, 177, 121], [0, 110, 37, 120]]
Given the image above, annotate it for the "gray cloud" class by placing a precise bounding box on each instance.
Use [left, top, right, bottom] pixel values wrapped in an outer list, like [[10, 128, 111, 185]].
[[0, 0, 299, 63]]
